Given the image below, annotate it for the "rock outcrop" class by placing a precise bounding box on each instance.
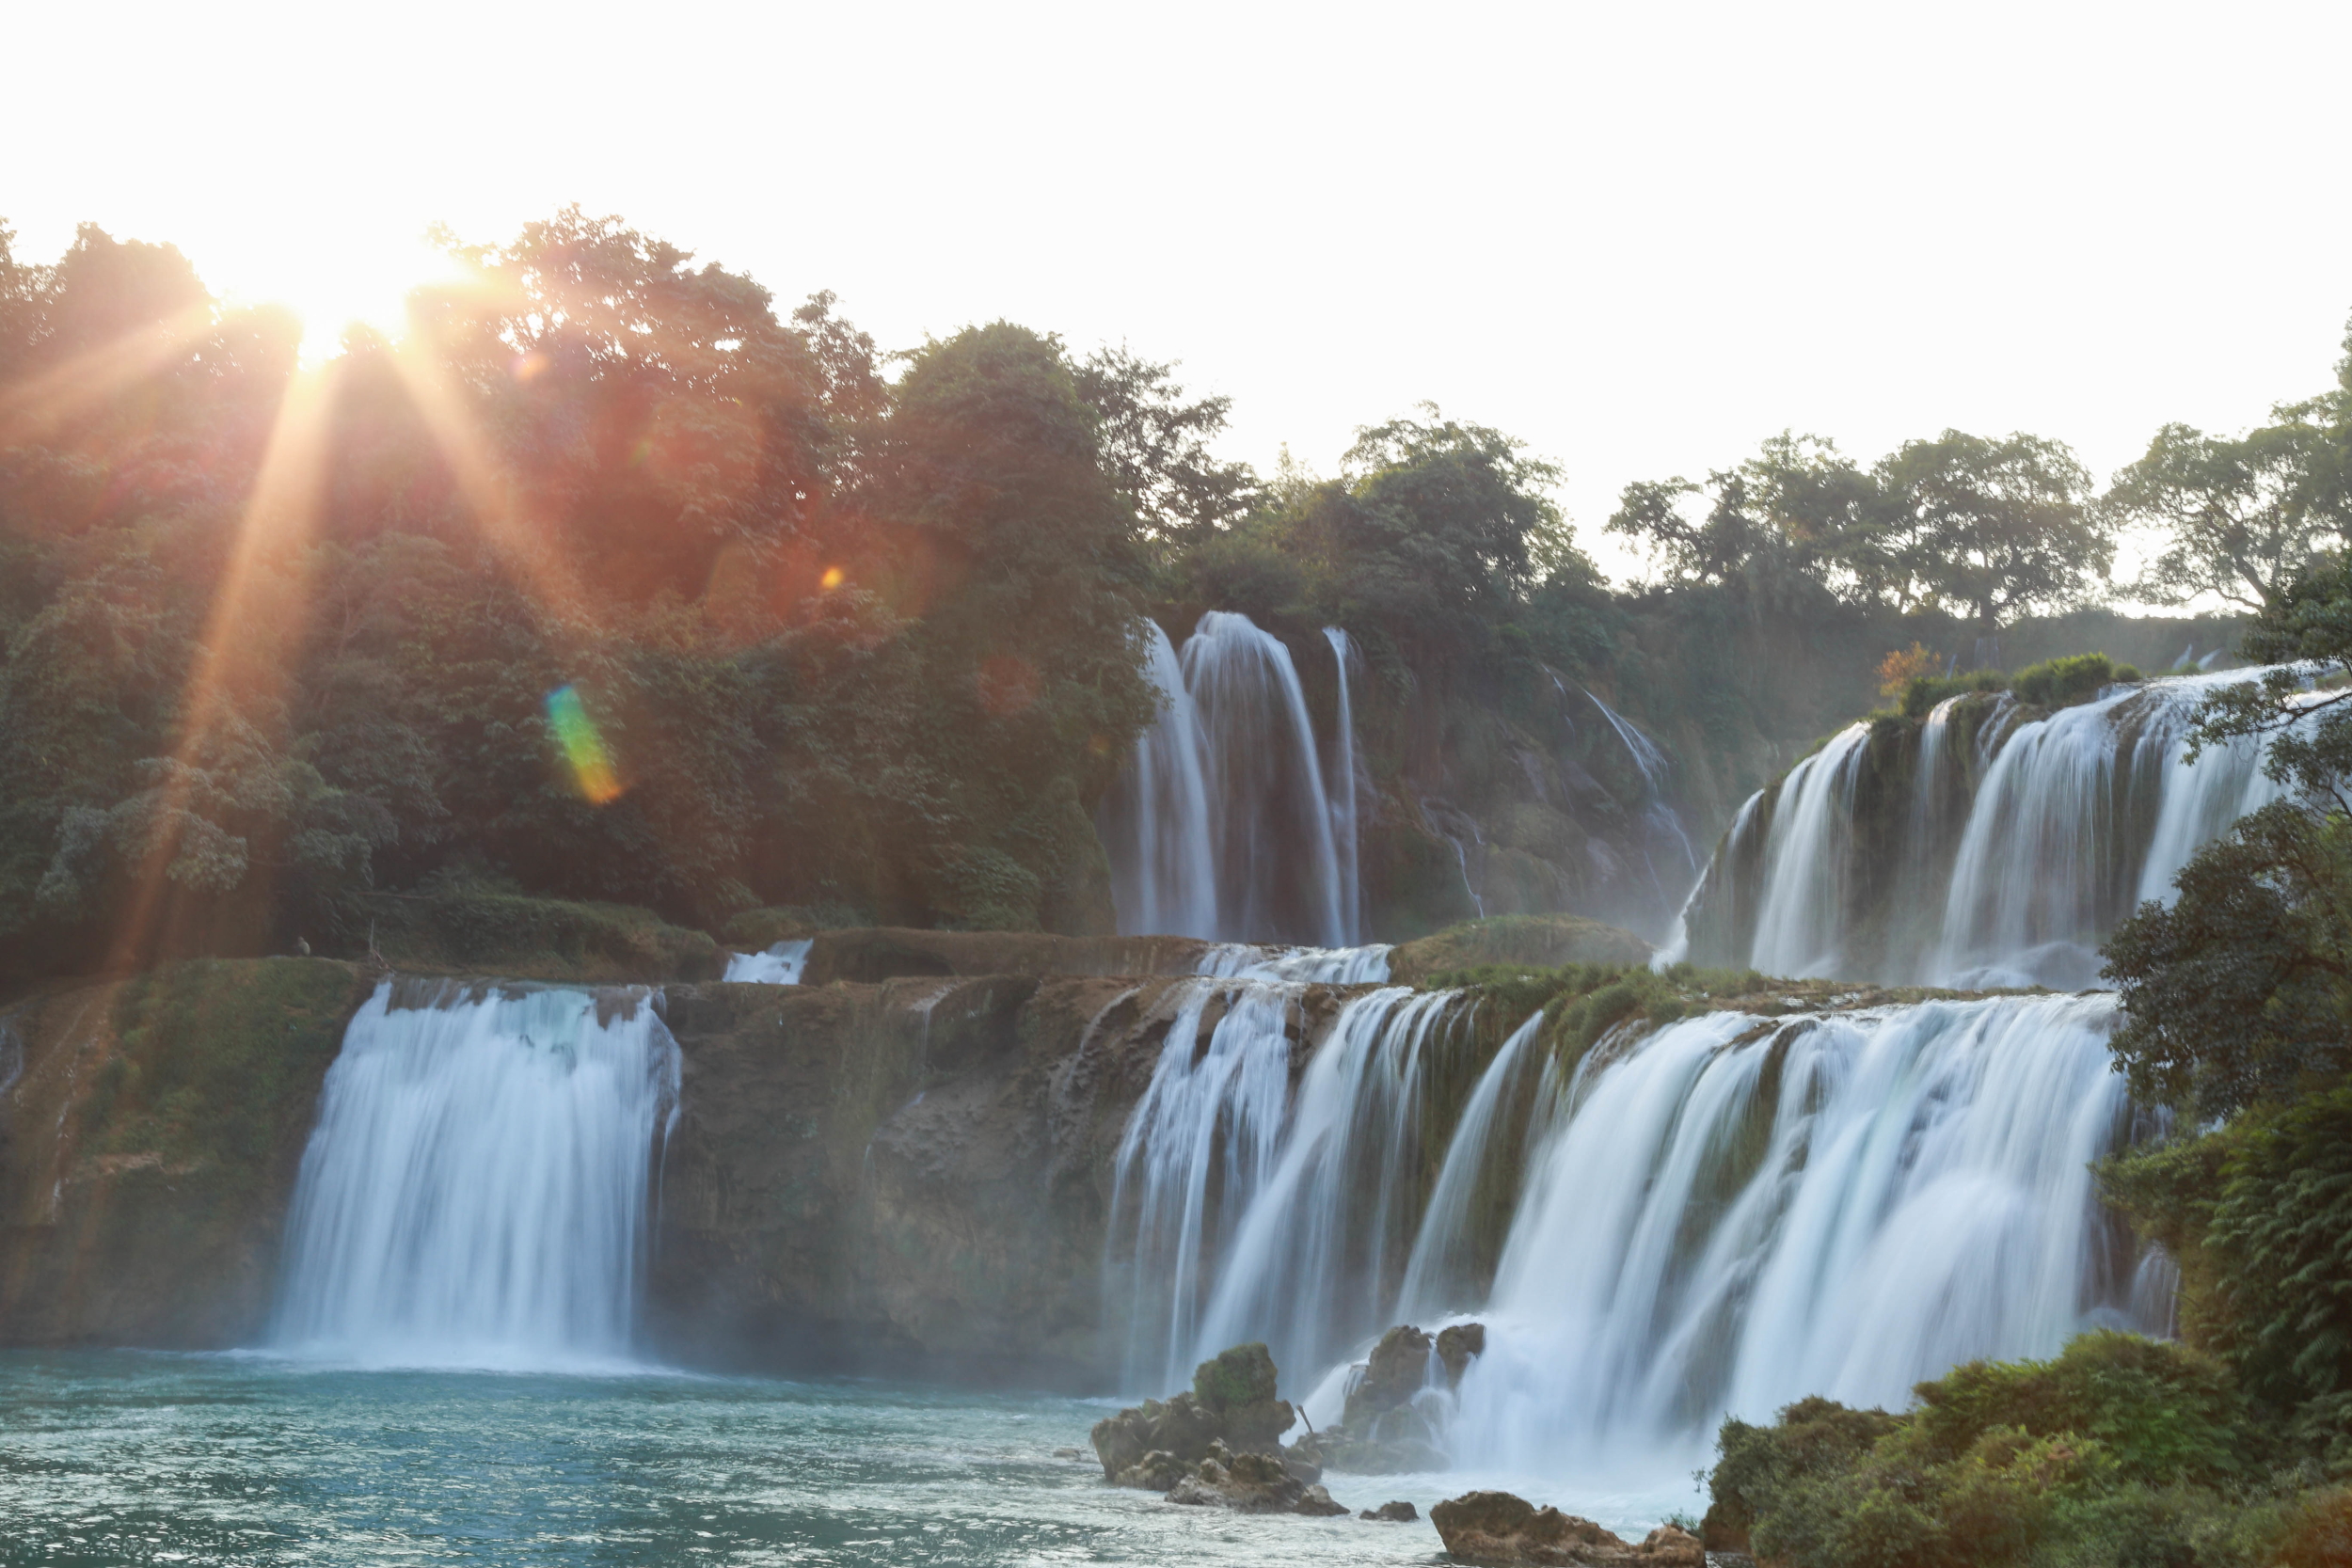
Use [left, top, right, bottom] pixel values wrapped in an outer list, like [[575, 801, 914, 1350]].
[[1163, 1439, 1347, 1516], [1430, 1492, 1704, 1567], [1090, 1342, 1306, 1483], [1361, 1499, 1419, 1521], [1290, 1320, 1485, 1473]]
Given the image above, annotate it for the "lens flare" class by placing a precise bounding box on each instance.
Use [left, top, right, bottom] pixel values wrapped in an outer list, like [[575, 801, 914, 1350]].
[[819, 566, 846, 591], [546, 685, 624, 804]]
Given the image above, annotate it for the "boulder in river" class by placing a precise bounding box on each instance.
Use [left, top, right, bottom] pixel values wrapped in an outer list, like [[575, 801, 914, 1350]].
[[1291, 1320, 1484, 1474], [1430, 1491, 1704, 1567], [1361, 1499, 1419, 1521], [1090, 1341, 1309, 1485], [1163, 1439, 1347, 1515]]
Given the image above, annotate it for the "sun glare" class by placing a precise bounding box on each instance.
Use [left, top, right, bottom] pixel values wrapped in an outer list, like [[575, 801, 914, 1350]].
[[222, 233, 464, 364]]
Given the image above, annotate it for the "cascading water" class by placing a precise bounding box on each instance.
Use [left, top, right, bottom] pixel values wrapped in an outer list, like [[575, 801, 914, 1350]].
[[1097, 613, 1360, 945], [1105, 979, 1303, 1390], [1190, 989, 1465, 1381], [1104, 976, 1477, 1390], [1449, 993, 2138, 1473], [1684, 670, 2294, 986], [271, 979, 681, 1370], [723, 939, 812, 984], [1105, 982, 2153, 1471], [1197, 942, 1393, 984]]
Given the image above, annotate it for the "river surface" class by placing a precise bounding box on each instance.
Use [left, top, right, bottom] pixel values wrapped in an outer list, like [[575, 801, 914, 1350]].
[[0, 1352, 1698, 1566]]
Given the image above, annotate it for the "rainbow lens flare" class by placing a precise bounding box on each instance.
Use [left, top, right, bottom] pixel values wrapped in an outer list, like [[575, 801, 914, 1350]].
[[545, 685, 623, 805]]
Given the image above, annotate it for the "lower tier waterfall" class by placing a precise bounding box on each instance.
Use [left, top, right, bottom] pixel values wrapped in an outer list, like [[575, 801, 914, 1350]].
[[1451, 992, 2137, 1471], [1108, 982, 2151, 1468], [271, 980, 681, 1370]]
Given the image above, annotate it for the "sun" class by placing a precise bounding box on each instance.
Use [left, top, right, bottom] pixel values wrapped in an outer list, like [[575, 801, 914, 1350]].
[[220, 231, 465, 364]]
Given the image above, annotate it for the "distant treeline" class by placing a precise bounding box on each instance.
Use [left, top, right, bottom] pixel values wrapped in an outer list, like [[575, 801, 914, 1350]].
[[0, 209, 2344, 972]]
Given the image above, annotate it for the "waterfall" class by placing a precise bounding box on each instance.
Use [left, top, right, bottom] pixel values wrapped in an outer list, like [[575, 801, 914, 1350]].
[[1105, 977, 1468, 1389], [723, 938, 811, 984], [1197, 942, 1393, 983], [272, 979, 681, 1370], [1447, 992, 2136, 1472], [1097, 622, 1219, 942], [1191, 989, 1466, 1380], [1325, 626, 1364, 940], [1686, 671, 2294, 986], [1395, 1011, 1549, 1321], [1104, 982, 2156, 1473], [1097, 613, 1359, 945], [1745, 724, 1870, 980], [1106, 979, 1303, 1390]]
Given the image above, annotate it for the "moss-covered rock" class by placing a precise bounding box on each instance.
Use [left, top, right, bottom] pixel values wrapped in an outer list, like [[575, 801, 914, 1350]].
[[1388, 915, 1651, 984], [354, 885, 722, 981], [0, 958, 374, 1346]]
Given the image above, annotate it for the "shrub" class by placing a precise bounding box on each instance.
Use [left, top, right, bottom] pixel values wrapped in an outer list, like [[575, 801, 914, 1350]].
[[1909, 1331, 2258, 1486], [2011, 651, 2115, 707], [1902, 668, 2008, 719], [1878, 641, 1942, 697]]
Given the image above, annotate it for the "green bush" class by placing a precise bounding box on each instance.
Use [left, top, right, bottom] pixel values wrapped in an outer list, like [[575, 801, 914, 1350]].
[[1902, 668, 2008, 718], [1910, 1331, 2258, 1486], [1704, 1335, 2317, 1568], [1175, 528, 1308, 623], [2012, 651, 2116, 707]]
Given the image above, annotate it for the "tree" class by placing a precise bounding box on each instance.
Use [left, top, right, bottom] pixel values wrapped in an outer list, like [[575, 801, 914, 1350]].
[[1071, 344, 1261, 549], [1871, 431, 2108, 633], [1605, 434, 1874, 596], [2106, 414, 2348, 610], [1340, 405, 1570, 619], [2103, 552, 2352, 1117]]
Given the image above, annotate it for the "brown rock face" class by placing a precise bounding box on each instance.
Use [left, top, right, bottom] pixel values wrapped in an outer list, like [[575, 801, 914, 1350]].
[[0, 960, 379, 1348], [1429, 1492, 1704, 1567]]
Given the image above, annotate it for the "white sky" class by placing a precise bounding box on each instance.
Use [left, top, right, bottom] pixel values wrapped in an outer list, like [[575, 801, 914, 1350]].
[[7, 0, 2348, 585]]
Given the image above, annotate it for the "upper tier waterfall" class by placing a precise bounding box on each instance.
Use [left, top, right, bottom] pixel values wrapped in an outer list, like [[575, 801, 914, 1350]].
[[1096, 613, 1361, 945], [271, 980, 680, 1370], [1105, 974, 2156, 1468], [1677, 669, 2293, 988]]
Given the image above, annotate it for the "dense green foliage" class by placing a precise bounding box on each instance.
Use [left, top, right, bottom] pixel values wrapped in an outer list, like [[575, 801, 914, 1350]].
[[0, 213, 1168, 968], [1605, 429, 2114, 632], [1706, 1336, 2312, 1568], [0, 205, 2343, 977]]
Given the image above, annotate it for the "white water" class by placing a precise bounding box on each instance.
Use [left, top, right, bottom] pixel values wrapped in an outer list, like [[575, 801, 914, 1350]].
[[1106, 979, 1304, 1389], [272, 981, 681, 1370], [1104, 984, 2149, 1479], [723, 939, 812, 984], [1098, 614, 1360, 944], [1690, 671, 2293, 987], [1744, 725, 1871, 979], [1197, 942, 1393, 983], [1191, 989, 1465, 1380], [1452, 993, 2134, 1474]]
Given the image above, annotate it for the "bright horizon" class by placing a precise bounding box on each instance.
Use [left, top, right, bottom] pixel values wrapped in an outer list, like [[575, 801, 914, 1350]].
[[10, 0, 2348, 587]]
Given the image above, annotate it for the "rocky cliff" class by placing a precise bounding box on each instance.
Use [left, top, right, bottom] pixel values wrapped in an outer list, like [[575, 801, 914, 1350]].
[[0, 939, 1370, 1380]]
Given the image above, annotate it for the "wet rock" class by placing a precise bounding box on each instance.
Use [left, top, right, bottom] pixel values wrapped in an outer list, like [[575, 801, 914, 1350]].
[[1430, 1491, 1704, 1566], [1292, 1320, 1485, 1474], [1343, 1324, 1434, 1429], [1113, 1449, 1188, 1490], [1089, 1341, 1304, 1486], [1361, 1499, 1419, 1522], [1436, 1322, 1486, 1382], [1163, 1441, 1349, 1515]]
